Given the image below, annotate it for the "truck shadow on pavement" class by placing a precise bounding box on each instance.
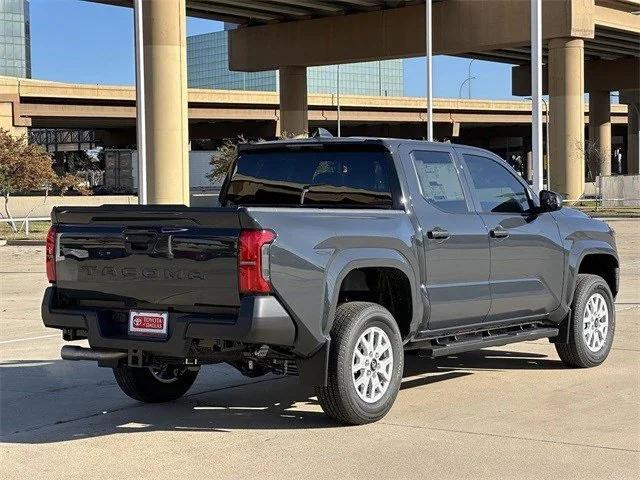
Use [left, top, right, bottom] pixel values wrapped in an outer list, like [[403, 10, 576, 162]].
[[1, 348, 563, 444]]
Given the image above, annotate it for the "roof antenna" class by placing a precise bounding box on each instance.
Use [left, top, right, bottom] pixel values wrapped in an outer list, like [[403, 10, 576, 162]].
[[312, 128, 334, 139]]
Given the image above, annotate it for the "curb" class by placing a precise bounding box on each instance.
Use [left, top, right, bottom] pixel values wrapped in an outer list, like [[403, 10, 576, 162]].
[[4, 239, 46, 246]]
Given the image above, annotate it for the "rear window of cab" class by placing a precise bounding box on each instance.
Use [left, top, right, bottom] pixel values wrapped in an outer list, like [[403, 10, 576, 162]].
[[224, 149, 399, 209]]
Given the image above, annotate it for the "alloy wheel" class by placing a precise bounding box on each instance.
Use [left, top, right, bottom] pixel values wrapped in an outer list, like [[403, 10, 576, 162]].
[[583, 292, 609, 353], [352, 326, 394, 403]]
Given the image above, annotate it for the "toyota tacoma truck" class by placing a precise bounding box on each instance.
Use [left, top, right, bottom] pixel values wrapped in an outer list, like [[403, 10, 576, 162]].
[[42, 137, 619, 425]]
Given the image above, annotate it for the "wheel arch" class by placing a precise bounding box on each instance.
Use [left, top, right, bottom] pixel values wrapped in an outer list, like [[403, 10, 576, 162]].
[[566, 244, 619, 305], [324, 249, 422, 342]]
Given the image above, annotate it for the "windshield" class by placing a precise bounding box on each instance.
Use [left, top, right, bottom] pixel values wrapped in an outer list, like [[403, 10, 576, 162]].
[[223, 149, 397, 208]]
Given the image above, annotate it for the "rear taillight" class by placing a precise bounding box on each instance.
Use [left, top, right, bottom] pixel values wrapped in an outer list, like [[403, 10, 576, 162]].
[[46, 226, 57, 283], [238, 229, 276, 294]]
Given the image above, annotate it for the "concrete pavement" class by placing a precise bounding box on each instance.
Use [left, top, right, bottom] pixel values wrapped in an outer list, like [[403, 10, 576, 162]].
[[1, 219, 638, 479]]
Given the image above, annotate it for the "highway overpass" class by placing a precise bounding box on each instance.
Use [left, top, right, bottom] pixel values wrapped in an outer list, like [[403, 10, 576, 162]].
[[84, 0, 640, 202], [0, 76, 635, 180], [0, 75, 631, 132]]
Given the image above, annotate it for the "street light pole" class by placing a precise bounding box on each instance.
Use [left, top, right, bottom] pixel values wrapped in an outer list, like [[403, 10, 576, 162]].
[[425, 0, 433, 141], [531, 0, 544, 194], [133, 0, 147, 204], [542, 96, 550, 188], [459, 77, 476, 99], [527, 96, 550, 187], [467, 58, 476, 99]]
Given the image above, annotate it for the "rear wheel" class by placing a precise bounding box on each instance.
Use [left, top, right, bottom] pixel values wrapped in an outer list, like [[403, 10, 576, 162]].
[[113, 365, 199, 403], [316, 302, 404, 425], [556, 274, 615, 368]]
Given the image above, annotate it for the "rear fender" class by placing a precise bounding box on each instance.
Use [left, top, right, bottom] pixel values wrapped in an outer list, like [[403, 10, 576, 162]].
[[323, 248, 422, 340]]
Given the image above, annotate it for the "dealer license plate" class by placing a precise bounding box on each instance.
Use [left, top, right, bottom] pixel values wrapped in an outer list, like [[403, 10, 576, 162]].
[[128, 310, 168, 338]]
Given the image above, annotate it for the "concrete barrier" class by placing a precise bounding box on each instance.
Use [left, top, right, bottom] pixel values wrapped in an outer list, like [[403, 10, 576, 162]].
[[4, 193, 221, 217], [190, 191, 219, 208], [583, 182, 597, 197], [5, 195, 138, 218], [600, 175, 640, 207]]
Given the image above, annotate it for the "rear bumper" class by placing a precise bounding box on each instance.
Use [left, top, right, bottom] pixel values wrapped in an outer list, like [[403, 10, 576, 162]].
[[41, 287, 296, 358]]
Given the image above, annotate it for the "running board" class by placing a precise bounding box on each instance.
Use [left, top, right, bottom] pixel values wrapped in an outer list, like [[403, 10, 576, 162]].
[[409, 326, 559, 358]]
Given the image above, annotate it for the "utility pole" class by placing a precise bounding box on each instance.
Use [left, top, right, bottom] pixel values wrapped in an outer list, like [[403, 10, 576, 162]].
[[133, 0, 147, 204], [337, 64, 341, 137], [531, 0, 543, 193], [425, 0, 433, 141]]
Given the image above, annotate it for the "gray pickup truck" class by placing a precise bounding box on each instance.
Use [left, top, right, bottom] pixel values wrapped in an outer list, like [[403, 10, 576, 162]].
[[42, 137, 619, 425]]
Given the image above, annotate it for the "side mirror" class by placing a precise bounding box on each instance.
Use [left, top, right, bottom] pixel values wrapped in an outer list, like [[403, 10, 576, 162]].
[[539, 190, 563, 212]]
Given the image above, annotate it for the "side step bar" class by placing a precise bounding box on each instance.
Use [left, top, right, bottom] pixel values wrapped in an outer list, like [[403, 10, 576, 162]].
[[410, 326, 559, 357]]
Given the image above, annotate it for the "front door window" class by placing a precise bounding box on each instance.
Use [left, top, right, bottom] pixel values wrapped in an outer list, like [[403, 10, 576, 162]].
[[462, 154, 532, 214]]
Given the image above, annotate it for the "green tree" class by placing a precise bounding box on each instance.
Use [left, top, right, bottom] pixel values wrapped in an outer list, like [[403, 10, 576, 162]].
[[207, 136, 245, 184], [208, 132, 299, 185], [52, 150, 100, 175], [0, 128, 89, 232]]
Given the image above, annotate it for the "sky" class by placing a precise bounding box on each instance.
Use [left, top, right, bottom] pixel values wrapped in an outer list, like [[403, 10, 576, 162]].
[[29, 0, 517, 100]]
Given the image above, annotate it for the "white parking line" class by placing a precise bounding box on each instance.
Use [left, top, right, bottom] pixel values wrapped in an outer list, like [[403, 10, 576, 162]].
[[0, 334, 59, 344], [616, 303, 640, 312]]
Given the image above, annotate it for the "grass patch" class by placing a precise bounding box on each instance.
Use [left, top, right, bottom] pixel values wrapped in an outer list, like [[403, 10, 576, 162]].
[[573, 206, 640, 218], [0, 220, 51, 241]]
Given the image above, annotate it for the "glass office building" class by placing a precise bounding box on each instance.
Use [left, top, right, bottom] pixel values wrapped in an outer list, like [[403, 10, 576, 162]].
[[0, 0, 31, 78], [187, 28, 403, 97]]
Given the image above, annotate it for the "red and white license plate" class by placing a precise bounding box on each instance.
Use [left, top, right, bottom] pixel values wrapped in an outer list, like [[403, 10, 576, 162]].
[[128, 310, 168, 337]]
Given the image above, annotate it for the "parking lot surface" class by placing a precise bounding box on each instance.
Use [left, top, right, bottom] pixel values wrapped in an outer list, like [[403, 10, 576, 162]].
[[1, 218, 638, 479]]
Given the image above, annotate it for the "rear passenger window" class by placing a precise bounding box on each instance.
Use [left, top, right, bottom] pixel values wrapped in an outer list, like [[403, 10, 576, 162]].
[[412, 151, 468, 214], [462, 154, 532, 214]]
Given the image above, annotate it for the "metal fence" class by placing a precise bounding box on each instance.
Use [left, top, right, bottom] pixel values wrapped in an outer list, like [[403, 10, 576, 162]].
[[0, 217, 51, 235], [28, 129, 96, 152], [77, 170, 105, 188]]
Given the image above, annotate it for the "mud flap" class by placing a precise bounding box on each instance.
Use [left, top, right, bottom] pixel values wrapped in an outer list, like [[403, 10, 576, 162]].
[[297, 340, 330, 387], [549, 308, 572, 344]]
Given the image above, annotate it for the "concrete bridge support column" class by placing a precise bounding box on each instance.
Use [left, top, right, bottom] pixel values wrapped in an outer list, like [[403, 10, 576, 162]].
[[619, 90, 639, 175], [624, 102, 639, 175], [139, 0, 189, 204], [278, 66, 308, 137], [588, 90, 611, 177], [0, 101, 26, 138], [548, 38, 585, 200], [0, 79, 29, 137]]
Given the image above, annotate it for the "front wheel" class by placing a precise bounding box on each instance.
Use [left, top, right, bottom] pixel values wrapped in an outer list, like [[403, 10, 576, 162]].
[[113, 365, 199, 403], [316, 302, 404, 425], [555, 273, 615, 368]]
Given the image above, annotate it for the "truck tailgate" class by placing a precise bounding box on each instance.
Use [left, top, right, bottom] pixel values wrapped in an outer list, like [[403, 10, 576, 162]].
[[52, 205, 256, 308]]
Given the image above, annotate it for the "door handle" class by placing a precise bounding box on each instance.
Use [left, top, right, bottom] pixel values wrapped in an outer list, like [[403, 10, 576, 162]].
[[427, 228, 450, 240], [490, 227, 509, 239]]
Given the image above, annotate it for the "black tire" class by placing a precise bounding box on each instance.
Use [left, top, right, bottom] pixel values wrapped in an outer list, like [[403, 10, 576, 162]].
[[555, 273, 615, 368], [113, 365, 199, 403], [316, 302, 404, 425]]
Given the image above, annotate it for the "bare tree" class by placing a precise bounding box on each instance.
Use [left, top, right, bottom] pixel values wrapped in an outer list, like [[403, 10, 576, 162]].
[[578, 139, 609, 209], [583, 139, 607, 183]]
